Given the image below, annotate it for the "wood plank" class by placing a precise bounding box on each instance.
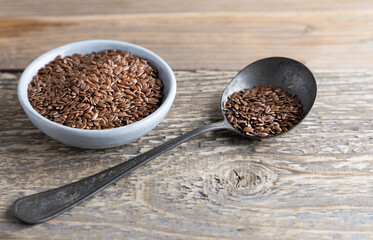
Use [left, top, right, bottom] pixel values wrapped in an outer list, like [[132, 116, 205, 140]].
[[1, 8, 373, 70], [1, 0, 373, 17], [1, 70, 373, 239]]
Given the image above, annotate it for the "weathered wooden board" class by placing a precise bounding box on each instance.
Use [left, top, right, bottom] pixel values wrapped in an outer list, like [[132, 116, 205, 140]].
[[1, 70, 372, 239], [1, 0, 373, 71], [2, 0, 373, 17]]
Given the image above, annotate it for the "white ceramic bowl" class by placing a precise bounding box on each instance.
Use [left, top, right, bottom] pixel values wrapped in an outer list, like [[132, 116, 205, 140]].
[[18, 40, 176, 149]]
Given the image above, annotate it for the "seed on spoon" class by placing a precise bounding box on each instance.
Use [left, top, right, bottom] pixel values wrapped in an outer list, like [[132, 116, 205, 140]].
[[223, 84, 304, 137]]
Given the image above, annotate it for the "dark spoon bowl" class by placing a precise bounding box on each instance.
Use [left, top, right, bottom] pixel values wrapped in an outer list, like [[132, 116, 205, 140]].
[[220, 57, 317, 139]]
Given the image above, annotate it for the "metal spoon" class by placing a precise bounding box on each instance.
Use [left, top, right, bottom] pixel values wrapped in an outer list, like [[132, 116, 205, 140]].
[[12, 57, 317, 224]]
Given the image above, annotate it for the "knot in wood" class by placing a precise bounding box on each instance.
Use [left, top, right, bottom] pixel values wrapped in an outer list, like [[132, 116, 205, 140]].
[[202, 161, 278, 205]]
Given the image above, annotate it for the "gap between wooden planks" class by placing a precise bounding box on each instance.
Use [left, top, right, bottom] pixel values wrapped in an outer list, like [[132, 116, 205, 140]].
[[0, 3, 373, 71]]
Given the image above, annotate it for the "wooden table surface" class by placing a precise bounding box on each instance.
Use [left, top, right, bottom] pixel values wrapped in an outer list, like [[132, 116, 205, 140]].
[[1, 1, 373, 239]]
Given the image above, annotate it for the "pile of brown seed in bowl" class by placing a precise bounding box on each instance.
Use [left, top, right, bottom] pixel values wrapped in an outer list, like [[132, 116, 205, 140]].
[[28, 50, 164, 130], [223, 84, 304, 137]]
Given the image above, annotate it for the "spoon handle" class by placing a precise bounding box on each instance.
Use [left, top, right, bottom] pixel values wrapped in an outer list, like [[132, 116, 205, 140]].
[[12, 121, 228, 224]]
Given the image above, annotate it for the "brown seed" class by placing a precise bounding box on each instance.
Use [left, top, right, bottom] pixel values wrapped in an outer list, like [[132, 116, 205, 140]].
[[92, 112, 99, 120], [274, 125, 282, 132], [101, 85, 111, 91], [244, 126, 254, 133], [263, 115, 274, 122], [258, 132, 268, 137], [77, 102, 86, 109], [82, 103, 90, 111], [97, 100, 106, 108], [84, 113, 91, 119], [118, 112, 128, 117]]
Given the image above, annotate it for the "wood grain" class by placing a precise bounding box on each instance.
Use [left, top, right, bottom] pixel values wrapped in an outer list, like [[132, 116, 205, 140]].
[[1, 70, 373, 239], [2, 0, 373, 17], [1, 0, 373, 71]]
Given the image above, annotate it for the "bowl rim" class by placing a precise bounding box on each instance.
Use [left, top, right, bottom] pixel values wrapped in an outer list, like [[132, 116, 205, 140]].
[[18, 39, 177, 134]]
